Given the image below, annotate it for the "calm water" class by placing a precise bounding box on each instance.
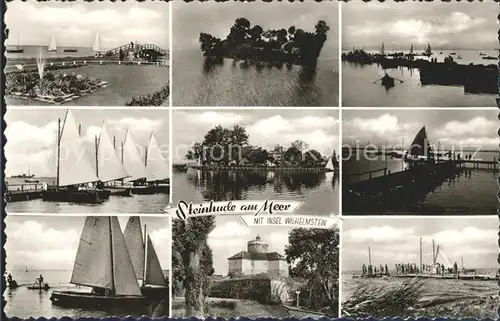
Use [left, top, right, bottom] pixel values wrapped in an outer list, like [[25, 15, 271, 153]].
[[343, 151, 497, 214], [342, 49, 497, 107], [172, 169, 339, 215], [341, 270, 498, 307], [4, 270, 168, 318], [6, 45, 98, 59], [173, 49, 339, 107], [6, 177, 168, 214], [6, 64, 170, 106]]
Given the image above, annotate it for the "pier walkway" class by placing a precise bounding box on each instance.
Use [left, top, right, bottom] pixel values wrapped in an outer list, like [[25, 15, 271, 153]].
[[5, 183, 45, 202], [351, 273, 497, 281]]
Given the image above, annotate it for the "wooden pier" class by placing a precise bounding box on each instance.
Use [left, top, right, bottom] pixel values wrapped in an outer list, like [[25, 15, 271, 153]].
[[186, 165, 337, 172], [351, 273, 497, 281]]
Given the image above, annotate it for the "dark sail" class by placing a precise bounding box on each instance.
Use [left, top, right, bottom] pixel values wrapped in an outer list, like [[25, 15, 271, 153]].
[[409, 126, 433, 157]]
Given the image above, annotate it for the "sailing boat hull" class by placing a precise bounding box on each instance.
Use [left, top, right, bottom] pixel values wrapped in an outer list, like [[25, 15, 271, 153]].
[[42, 189, 110, 204], [7, 49, 24, 53], [50, 291, 149, 309], [132, 183, 169, 195], [63, 49, 78, 53], [141, 286, 169, 301], [107, 187, 132, 197]]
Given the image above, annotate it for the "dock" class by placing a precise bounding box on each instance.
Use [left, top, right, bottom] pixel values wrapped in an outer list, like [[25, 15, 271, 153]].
[[351, 273, 497, 281], [185, 165, 337, 172], [5, 183, 45, 202]]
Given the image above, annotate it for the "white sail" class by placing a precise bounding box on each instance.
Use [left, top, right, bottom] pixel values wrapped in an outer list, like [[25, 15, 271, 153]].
[[58, 110, 99, 187], [110, 216, 143, 296], [325, 158, 334, 170], [145, 133, 169, 182], [425, 43, 432, 55], [96, 123, 130, 182], [93, 32, 100, 52], [123, 216, 145, 280], [145, 235, 167, 286], [70, 217, 113, 290], [122, 130, 148, 182], [48, 36, 57, 51], [435, 245, 453, 268]]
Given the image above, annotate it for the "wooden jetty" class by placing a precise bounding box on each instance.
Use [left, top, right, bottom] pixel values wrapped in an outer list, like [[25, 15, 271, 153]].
[[5, 183, 45, 202], [351, 273, 497, 281], [184, 165, 337, 172]]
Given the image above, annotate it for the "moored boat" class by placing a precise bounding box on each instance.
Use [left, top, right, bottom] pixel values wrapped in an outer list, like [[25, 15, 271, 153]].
[[404, 126, 434, 162], [123, 217, 168, 301], [7, 33, 24, 53], [380, 73, 395, 88], [50, 216, 149, 309], [42, 110, 108, 204], [325, 157, 335, 172]]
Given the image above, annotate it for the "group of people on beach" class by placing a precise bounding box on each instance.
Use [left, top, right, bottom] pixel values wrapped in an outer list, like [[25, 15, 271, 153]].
[[361, 264, 389, 276]]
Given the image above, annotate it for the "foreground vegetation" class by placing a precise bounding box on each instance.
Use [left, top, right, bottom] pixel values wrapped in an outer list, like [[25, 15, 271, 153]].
[[125, 84, 170, 106]]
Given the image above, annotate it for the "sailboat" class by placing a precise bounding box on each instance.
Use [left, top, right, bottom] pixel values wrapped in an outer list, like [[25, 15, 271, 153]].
[[7, 33, 24, 53], [64, 41, 78, 53], [95, 123, 132, 196], [50, 216, 149, 308], [122, 129, 148, 186], [405, 126, 434, 162], [93, 32, 103, 57], [42, 110, 111, 204], [24, 164, 39, 183], [132, 133, 170, 195], [47, 35, 57, 52], [123, 217, 168, 300], [423, 43, 432, 57], [324, 157, 335, 172]]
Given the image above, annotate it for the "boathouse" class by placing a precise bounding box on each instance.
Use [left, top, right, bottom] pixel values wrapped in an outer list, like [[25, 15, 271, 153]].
[[227, 236, 289, 278]]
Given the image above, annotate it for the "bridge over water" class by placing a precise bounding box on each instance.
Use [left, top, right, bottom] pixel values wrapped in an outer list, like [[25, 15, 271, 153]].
[[105, 43, 168, 62]]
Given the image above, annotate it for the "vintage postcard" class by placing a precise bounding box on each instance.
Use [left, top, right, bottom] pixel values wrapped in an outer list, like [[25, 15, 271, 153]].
[[341, 1, 497, 107], [342, 109, 497, 215], [172, 0, 339, 106], [4, 109, 170, 214], [341, 216, 498, 319], [172, 109, 339, 215], [4, 215, 170, 318], [171, 213, 339, 318], [5, 1, 170, 106]]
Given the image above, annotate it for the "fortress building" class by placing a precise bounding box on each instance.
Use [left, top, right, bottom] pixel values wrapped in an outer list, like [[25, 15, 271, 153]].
[[227, 235, 289, 278]]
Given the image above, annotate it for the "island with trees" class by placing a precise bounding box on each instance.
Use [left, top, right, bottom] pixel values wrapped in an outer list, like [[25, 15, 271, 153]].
[[199, 18, 330, 67], [172, 221, 339, 318], [183, 125, 338, 171]]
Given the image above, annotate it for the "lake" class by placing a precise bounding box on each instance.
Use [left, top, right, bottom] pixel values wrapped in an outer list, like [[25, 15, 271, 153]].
[[4, 269, 169, 318], [342, 49, 497, 107], [172, 49, 339, 107], [342, 151, 497, 214], [341, 270, 498, 318], [5, 177, 168, 214], [172, 169, 339, 215]]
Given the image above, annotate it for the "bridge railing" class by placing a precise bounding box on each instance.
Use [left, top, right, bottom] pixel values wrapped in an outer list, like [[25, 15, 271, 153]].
[[106, 43, 167, 57]]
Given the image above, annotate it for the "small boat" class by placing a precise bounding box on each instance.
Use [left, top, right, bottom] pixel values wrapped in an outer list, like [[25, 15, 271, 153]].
[[124, 217, 168, 300], [422, 43, 432, 57], [479, 52, 487, 56], [449, 52, 456, 55], [25, 179, 39, 183], [7, 33, 24, 53], [380, 73, 395, 88], [64, 42, 78, 53], [48, 35, 57, 52], [405, 126, 434, 162], [482, 56, 497, 60], [42, 110, 110, 204], [325, 157, 335, 172], [50, 216, 149, 309], [27, 282, 50, 290]]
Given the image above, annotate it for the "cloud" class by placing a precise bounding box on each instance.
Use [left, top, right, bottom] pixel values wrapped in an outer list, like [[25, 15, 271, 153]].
[[107, 117, 165, 135], [180, 111, 247, 128], [209, 221, 251, 239]]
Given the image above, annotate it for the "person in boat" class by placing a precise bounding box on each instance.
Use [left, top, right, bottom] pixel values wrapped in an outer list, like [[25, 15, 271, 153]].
[[7, 273, 12, 283], [36, 274, 44, 287]]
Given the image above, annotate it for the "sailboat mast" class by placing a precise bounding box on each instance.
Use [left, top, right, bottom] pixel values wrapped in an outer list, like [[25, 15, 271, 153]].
[[95, 136, 99, 178], [368, 246, 372, 266], [109, 217, 115, 294], [56, 118, 61, 188], [143, 224, 148, 287], [144, 146, 148, 167], [432, 239, 436, 265], [419, 237, 422, 271]]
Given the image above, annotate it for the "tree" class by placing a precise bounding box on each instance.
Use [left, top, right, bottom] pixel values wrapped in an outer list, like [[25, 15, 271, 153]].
[[172, 217, 215, 317], [249, 25, 263, 41], [284, 146, 303, 166], [315, 20, 330, 36], [288, 26, 296, 37], [285, 228, 339, 317], [200, 125, 249, 165], [291, 139, 309, 152], [304, 149, 324, 166]]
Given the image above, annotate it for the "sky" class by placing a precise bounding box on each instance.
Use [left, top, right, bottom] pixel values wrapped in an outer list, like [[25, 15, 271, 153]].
[[5, 216, 171, 272], [172, 109, 340, 163], [173, 1, 338, 57], [342, 109, 498, 150], [342, 1, 498, 50], [342, 216, 497, 271], [5, 109, 169, 177], [5, 2, 170, 49]]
